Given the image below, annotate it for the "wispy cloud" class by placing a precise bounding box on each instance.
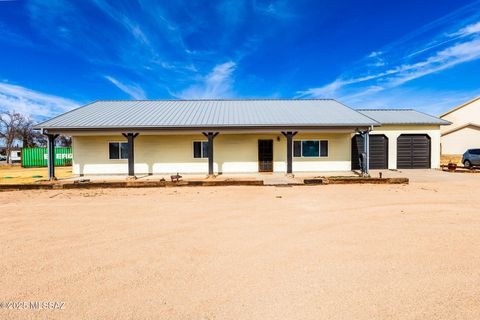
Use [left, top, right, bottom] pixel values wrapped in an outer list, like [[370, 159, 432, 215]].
[[299, 35, 480, 99], [22, 0, 298, 99], [175, 61, 237, 99], [104, 76, 147, 100], [297, 2, 480, 111], [0, 82, 78, 119]]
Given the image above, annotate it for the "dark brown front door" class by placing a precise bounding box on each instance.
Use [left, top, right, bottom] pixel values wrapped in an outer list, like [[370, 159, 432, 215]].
[[258, 139, 273, 172]]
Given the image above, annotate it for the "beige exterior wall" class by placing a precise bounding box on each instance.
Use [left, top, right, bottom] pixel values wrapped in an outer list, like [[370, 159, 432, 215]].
[[440, 98, 480, 155], [72, 132, 352, 175], [440, 98, 480, 134], [441, 126, 480, 155], [370, 125, 441, 169]]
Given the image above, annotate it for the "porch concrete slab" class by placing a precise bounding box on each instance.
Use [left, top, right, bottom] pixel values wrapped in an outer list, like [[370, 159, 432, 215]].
[[59, 171, 361, 185], [293, 171, 359, 178]]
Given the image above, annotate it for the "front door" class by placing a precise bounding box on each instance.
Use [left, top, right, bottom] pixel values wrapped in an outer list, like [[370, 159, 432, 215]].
[[258, 139, 273, 172]]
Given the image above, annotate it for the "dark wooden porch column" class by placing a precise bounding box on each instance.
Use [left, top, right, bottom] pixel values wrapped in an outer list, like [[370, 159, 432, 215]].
[[122, 133, 139, 176], [282, 131, 298, 174], [47, 134, 59, 180], [202, 132, 219, 176]]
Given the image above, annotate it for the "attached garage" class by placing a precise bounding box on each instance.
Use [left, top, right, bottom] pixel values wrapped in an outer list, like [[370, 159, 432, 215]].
[[351, 134, 388, 170], [357, 109, 450, 170], [397, 134, 431, 169]]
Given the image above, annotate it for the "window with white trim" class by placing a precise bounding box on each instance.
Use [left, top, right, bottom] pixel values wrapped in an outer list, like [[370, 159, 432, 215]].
[[293, 140, 328, 157], [193, 141, 209, 158], [109, 142, 129, 160]]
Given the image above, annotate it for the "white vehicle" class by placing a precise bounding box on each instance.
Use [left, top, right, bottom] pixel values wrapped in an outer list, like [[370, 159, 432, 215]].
[[10, 150, 21, 163]]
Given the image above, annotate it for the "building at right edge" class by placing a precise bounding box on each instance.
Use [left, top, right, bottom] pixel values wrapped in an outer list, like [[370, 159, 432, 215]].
[[440, 96, 480, 157]]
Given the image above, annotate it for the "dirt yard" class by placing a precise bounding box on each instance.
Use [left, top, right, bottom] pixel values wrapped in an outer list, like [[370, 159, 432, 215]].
[[0, 165, 73, 184], [1, 170, 480, 319]]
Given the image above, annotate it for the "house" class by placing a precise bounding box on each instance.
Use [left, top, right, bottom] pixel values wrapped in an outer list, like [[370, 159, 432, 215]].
[[34, 99, 449, 179], [440, 96, 480, 156]]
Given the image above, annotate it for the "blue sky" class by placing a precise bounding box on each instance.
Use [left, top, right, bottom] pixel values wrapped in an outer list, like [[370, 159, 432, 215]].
[[1, 0, 480, 120]]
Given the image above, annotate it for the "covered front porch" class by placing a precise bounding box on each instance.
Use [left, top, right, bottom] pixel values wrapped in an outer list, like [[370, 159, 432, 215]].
[[44, 128, 373, 180]]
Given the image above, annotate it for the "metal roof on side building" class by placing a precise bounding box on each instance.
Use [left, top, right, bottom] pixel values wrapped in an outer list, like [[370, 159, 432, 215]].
[[36, 99, 379, 130], [357, 109, 450, 125]]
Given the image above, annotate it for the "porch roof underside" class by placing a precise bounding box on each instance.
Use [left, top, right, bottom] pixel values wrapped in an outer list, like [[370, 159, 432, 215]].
[[35, 99, 378, 132]]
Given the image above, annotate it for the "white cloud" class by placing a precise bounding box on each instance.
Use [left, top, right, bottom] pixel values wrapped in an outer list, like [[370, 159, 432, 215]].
[[387, 37, 480, 87], [367, 51, 382, 58], [344, 87, 480, 116], [91, 0, 151, 46], [175, 61, 237, 99], [452, 21, 480, 37], [300, 36, 480, 99], [0, 82, 78, 119], [297, 5, 480, 113], [104, 76, 147, 100]]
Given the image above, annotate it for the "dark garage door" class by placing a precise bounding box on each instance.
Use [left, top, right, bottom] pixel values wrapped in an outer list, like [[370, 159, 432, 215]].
[[351, 135, 388, 170], [397, 134, 431, 169]]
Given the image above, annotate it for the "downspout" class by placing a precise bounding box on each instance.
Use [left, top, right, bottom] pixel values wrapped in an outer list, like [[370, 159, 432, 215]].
[[356, 126, 372, 176]]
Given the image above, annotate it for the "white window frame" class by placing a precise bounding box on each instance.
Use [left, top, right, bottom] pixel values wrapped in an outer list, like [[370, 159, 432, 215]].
[[293, 139, 329, 158], [108, 141, 129, 160], [192, 140, 209, 159]]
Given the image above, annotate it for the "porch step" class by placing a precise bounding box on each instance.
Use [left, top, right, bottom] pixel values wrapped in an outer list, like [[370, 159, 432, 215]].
[[262, 175, 302, 186]]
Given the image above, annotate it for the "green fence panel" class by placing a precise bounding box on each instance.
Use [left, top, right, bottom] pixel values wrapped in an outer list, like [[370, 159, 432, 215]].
[[21, 147, 73, 167]]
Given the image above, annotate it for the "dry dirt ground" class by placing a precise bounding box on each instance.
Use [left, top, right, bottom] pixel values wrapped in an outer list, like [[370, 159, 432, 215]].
[[1, 170, 480, 319]]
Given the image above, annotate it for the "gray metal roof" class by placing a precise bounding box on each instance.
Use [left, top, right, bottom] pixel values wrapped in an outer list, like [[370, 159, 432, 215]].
[[357, 109, 450, 125], [36, 99, 378, 130]]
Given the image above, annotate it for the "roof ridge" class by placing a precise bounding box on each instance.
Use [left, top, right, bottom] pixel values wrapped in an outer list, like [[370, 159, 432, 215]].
[[439, 95, 480, 117], [92, 98, 336, 102], [357, 108, 415, 111]]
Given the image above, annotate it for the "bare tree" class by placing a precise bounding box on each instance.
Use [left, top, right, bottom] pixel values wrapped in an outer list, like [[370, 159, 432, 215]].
[[58, 135, 72, 147], [17, 115, 45, 148], [0, 111, 23, 163]]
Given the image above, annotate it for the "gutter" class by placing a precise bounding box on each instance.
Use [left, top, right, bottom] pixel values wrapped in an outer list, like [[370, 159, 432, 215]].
[[34, 124, 379, 132]]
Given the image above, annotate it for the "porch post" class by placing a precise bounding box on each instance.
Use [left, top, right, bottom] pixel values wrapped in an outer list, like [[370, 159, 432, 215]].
[[359, 129, 370, 175], [282, 131, 298, 174], [365, 130, 370, 174], [202, 132, 219, 176], [47, 134, 59, 180], [122, 133, 139, 177]]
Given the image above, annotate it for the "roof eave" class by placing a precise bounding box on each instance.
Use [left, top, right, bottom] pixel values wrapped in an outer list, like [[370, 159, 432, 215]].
[[36, 123, 378, 132], [439, 96, 480, 118], [376, 121, 450, 125]]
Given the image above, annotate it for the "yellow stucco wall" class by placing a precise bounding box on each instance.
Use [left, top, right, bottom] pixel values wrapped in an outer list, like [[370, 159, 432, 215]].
[[371, 125, 441, 169], [72, 132, 352, 175]]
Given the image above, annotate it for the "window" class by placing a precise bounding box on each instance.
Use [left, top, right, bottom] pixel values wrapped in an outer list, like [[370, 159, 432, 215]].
[[109, 142, 129, 160], [193, 141, 209, 158], [471, 149, 480, 155], [293, 140, 328, 157]]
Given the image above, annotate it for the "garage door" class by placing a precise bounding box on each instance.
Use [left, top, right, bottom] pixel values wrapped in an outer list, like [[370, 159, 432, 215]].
[[397, 134, 431, 169], [351, 135, 388, 170]]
